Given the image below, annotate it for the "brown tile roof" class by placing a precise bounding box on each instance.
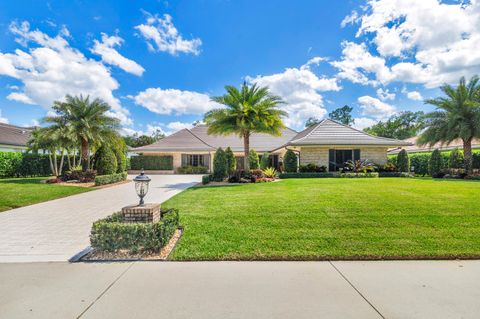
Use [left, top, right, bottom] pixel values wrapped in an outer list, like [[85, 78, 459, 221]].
[[0, 123, 33, 147], [388, 136, 480, 154]]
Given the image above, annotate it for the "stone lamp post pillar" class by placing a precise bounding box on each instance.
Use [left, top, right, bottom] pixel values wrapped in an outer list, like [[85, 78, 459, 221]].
[[122, 170, 160, 223]]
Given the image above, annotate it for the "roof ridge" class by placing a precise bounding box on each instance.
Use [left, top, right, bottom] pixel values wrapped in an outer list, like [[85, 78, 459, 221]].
[[186, 128, 216, 149], [290, 119, 326, 143]]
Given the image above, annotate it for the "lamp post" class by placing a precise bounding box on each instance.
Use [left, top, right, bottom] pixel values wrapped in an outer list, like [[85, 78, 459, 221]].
[[133, 170, 151, 206]]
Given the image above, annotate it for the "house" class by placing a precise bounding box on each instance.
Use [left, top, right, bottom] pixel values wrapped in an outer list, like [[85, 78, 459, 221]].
[[133, 119, 410, 172], [388, 136, 480, 154], [0, 123, 33, 152]]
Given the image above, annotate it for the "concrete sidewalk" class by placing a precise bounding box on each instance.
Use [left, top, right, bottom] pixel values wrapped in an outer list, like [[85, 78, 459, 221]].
[[0, 175, 201, 262], [1, 260, 479, 319]]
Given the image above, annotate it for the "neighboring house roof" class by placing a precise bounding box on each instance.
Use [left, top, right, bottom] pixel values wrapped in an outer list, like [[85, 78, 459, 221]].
[[287, 119, 411, 147], [133, 128, 216, 152], [388, 136, 480, 154], [0, 122, 33, 147]]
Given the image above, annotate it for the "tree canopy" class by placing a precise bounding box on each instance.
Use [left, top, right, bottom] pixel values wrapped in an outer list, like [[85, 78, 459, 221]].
[[364, 111, 425, 140]]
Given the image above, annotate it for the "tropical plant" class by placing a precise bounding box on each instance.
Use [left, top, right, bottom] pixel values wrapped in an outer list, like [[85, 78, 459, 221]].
[[396, 149, 410, 172], [429, 149, 444, 178], [260, 152, 270, 170], [262, 167, 277, 178], [283, 149, 298, 172], [248, 149, 260, 169], [213, 147, 228, 181], [44, 95, 120, 172], [225, 147, 236, 176], [419, 76, 480, 174], [344, 159, 375, 173], [28, 127, 66, 176], [204, 82, 287, 171]]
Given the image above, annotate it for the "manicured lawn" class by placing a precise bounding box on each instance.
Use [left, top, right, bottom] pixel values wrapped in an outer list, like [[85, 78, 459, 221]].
[[0, 177, 91, 212], [163, 178, 480, 260]]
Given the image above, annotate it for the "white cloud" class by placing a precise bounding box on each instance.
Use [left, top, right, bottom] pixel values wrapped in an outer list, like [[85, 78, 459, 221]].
[[406, 90, 423, 101], [247, 58, 341, 129], [0, 110, 8, 124], [130, 88, 220, 115], [166, 121, 193, 131], [120, 123, 171, 137], [376, 88, 395, 101], [0, 21, 131, 125], [353, 117, 377, 130], [135, 13, 202, 55], [91, 33, 145, 76], [357, 95, 396, 120]]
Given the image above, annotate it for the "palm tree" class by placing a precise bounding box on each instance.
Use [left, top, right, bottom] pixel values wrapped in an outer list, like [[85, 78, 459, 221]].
[[204, 82, 287, 171], [419, 76, 480, 174], [44, 95, 120, 172]]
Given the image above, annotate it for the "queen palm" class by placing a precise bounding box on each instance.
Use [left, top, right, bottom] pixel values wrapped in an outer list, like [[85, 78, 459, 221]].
[[204, 82, 287, 171], [419, 76, 480, 175], [44, 95, 120, 172]]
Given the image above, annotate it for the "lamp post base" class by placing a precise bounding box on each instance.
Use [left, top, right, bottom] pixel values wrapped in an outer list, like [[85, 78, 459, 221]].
[[121, 203, 161, 223]]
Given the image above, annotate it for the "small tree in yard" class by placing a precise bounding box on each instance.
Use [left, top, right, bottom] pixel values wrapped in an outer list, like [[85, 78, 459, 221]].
[[213, 148, 228, 181], [284, 149, 298, 172], [429, 149, 443, 177], [448, 148, 464, 169], [396, 149, 410, 172], [225, 147, 236, 176], [95, 146, 117, 175], [260, 152, 270, 169], [248, 149, 259, 169]]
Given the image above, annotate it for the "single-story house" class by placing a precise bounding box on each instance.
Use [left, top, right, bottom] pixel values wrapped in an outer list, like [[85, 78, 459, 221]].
[[133, 119, 411, 172], [0, 122, 33, 152], [388, 136, 480, 154]]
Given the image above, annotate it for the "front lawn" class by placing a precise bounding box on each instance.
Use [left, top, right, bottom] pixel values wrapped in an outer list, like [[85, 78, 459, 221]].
[[0, 177, 91, 212], [163, 178, 480, 260]]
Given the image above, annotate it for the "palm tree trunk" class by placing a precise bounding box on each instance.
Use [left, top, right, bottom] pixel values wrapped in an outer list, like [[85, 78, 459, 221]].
[[81, 139, 89, 172], [463, 137, 473, 175], [243, 131, 250, 171], [48, 153, 54, 176], [53, 151, 58, 176], [59, 149, 65, 176]]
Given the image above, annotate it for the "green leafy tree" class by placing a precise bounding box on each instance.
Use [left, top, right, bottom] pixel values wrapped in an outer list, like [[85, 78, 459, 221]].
[[213, 148, 228, 181], [329, 105, 354, 126], [396, 149, 410, 172], [225, 147, 236, 176], [44, 95, 120, 172], [448, 148, 464, 169], [283, 149, 298, 172], [419, 76, 480, 174], [364, 111, 425, 140], [305, 117, 320, 127], [95, 146, 117, 175], [204, 82, 287, 171], [429, 149, 443, 177], [260, 152, 270, 169], [248, 149, 259, 169]]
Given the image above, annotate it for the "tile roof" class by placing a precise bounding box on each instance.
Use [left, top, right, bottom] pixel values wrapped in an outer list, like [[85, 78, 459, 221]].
[[388, 136, 480, 154], [133, 128, 216, 152], [288, 119, 412, 147], [0, 123, 33, 147]]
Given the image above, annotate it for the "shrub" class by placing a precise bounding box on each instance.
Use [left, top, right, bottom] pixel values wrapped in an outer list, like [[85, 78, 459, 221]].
[[90, 208, 179, 252], [429, 149, 444, 178], [262, 167, 277, 178], [130, 155, 173, 170], [202, 175, 210, 185], [378, 162, 397, 172], [0, 152, 22, 177], [95, 147, 117, 175], [343, 159, 375, 173], [248, 150, 259, 169], [339, 172, 379, 178], [283, 150, 297, 172], [250, 169, 264, 179], [299, 163, 327, 173], [409, 153, 430, 176], [278, 172, 336, 179], [260, 152, 270, 170], [213, 148, 228, 181], [63, 169, 97, 183], [225, 147, 236, 176], [473, 152, 480, 169], [115, 150, 127, 173], [94, 172, 127, 186], [177, 165, 209, 174], [396, 149, 410, 172], [378, 172, 413, 177], [448, 148, 464, 169]]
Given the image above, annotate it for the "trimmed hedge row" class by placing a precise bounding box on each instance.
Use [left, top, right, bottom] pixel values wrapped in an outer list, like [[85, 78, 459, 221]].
[[279, 172, 412, 179], [94, 172, 128, 186], [279, 172, 336, 179], [339, 172, 379, 178], [177, 165, 209, 174], [90, 208, 179, 252], [0, 152, 53, 178], [130, 155, 173, 170], [378, 172, 414, 178]]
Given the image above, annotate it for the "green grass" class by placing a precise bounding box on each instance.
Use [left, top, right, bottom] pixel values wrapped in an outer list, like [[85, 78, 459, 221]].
[[163, 178, 480, 260], [0, 177, 91, 212]]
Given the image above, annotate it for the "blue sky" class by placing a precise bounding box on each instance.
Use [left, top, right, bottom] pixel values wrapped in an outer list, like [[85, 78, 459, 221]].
[[0, 0, 479, 134]]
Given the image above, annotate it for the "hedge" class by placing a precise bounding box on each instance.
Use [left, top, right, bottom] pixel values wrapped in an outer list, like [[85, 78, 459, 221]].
[[177, 165, 209, 174], [90, 208, 179, 252], [0, 152, 56, 178], [339, 172, 379, 178], [279, 172, 336, 179], [94, 172, 128, 186], [378, 172, 414, 177], [95, 147, 117, 175], [130, 155, 173, 170]]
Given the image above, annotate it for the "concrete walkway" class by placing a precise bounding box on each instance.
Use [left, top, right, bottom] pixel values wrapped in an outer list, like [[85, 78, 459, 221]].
[[0, 175, 201, 262], [0, 260, 479, 318]]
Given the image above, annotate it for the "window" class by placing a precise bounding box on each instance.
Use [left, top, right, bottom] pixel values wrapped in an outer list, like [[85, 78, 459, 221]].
[[328, 149, 360, 171], [185, 155, 204, 167]]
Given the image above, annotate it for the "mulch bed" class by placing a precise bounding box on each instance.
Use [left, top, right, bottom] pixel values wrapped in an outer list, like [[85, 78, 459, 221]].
[[80, 228, 182, 262]]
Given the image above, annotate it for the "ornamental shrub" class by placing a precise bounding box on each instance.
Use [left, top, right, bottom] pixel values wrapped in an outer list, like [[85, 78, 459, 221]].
[[409, 153, 430, 176], [260, 152, 270, 170], [94, 172, 127, 186], [448, 148, 464, 169], [213, 147, 228, 181], [299, 163, 327, 173], [225, 147, 236, 176], [0, 152, 22, 177], [248, 149, 259, 169], [396, 149, 410, 172], [130, 155, 173, 170], [283, 149, 298, 173], [115, 150, 127, 173], [473, 152, 480, 169], [278, 172, 336, 178], [177, 165, 209, 174], [429, 149, 443, 178], [202, 175, 210, 185], [95, 147, 118, 175]]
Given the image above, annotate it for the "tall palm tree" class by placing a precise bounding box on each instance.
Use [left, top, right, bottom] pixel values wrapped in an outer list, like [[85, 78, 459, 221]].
[[44, 95, 120, 172], [204, 82, 287, 171], [419, 76, 480, 174]]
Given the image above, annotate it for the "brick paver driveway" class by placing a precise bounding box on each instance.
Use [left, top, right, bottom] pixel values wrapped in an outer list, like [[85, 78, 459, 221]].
[[0, 174, 201, 262]]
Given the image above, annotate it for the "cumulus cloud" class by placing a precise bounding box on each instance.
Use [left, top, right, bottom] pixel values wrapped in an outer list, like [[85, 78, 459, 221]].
[[357, 95, 396, 120], [130, 88, 220, 115], [0, 110, 8, 124], [352, 117, 377, 130], [135, 13, 202, 55], [120, 124, 168, 137], [91, 33, 145, 76], [247, 57, 341, 129], [376, 88, 395, 101], [406, 90, 423, 101], [166, 121, 193, 131], [0, 21, 131, 125]]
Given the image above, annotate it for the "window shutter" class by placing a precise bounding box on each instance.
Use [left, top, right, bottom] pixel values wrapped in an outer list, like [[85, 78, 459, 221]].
[[328, 149, 335, 172], [354, 149, 361, 161]]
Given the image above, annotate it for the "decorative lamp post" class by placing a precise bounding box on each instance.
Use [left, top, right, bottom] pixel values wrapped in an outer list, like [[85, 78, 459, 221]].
[[133, 170, 151, 206]]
